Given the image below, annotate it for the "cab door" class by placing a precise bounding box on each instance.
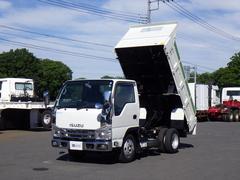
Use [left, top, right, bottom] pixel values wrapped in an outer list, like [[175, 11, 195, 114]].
[[111, 82, 140, 147]]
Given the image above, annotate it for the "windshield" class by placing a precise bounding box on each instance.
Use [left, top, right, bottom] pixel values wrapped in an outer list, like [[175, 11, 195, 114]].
[[57, 80, 113, 109], [15, 83, 33, 90], [226, 90, 240, 96]]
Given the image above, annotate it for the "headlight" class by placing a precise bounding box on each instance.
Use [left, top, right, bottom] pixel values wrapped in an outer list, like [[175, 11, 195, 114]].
[[95, 125, 112, 140], [52, 124, 61, 137]]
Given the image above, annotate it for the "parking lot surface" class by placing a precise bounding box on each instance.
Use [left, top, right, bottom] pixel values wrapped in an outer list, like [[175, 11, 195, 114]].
[[0, 122, 240, 180]]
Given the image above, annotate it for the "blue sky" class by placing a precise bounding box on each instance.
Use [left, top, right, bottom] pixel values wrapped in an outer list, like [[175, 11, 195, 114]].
[[0, 0, 239, 79]]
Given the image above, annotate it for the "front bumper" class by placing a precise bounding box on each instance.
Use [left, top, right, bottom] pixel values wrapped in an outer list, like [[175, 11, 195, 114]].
[[51, 138, 112, 152]]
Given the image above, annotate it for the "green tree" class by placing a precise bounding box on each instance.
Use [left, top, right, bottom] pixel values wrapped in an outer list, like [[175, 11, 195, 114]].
[[197, 72, 213, 84], [0, 49, 72, 100], [227, 52, 240, 68], [0, 49, 39, 79], [213, 52, 240, 87], [196, 51, 240, 88], [37, 59, 72, 99]]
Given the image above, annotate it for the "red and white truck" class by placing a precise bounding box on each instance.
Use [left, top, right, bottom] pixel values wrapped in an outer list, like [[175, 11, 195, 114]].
[[208, 87, 240, 122]]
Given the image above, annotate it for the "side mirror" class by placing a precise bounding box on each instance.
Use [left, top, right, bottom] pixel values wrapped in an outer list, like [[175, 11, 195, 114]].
[[100, 101, 111, 123], [102, 101, 110, 111], [43, 91, 50, 107]]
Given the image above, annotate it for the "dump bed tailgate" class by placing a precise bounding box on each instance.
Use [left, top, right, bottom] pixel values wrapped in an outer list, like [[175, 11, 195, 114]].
[[115, 22, 197, 134]]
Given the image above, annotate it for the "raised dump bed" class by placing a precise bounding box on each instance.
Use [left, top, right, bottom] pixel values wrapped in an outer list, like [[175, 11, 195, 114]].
[[115, 22, 197, 134]]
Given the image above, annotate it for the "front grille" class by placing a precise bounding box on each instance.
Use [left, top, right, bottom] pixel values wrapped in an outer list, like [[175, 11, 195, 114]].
[[60, 129, 95, 140]]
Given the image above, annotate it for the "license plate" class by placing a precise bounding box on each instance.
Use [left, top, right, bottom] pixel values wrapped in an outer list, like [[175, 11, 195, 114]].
[[70, 141, 83, 150]]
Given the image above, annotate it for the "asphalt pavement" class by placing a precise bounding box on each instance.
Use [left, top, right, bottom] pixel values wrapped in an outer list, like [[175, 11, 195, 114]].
[[0, 122, 240, 180]]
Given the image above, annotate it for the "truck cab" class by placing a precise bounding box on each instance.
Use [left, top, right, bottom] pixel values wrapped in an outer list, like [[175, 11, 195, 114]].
[[0, 78, 53, 130], [221, 87, 240, 103], [52, 79, 139, 152], [0, 78, 34, 102], [51, 22, 197, 162], [208, 87, 240, 122]]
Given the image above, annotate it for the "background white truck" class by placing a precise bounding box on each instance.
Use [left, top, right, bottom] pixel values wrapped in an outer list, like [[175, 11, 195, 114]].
[[188, 83, 220, 121], [51, 22, 197, 162], [0, 78, 52, 130]]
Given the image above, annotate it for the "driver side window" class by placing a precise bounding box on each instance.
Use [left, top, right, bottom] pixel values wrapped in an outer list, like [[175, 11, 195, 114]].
[[114, 83, 135, 116]]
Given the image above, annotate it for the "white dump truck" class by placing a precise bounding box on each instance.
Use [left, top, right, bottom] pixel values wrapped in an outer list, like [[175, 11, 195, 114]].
[[0, 78, 52, 130], [51, 22, 197, 162]]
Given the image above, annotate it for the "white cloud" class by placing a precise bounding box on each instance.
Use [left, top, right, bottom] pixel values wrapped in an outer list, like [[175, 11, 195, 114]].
[[190, 0, 240, 11], [103, 0, 146, 14], [0, 6, 82, 28], [149, 0, 240, 72], [0, 1, 131, 78], [0, 0, 239, 78], [0, 0, 11, 10]]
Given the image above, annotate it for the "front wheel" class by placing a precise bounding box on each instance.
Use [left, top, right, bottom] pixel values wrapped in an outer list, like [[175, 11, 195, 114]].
[[0, 117, 5, 130], [164, 128, 180, 154], [118, 134, 136, 163], [41, 110, 52, 129]]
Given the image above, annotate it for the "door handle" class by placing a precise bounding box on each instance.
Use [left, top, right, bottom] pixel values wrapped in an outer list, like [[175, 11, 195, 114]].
[[133, 114, 137, 119]]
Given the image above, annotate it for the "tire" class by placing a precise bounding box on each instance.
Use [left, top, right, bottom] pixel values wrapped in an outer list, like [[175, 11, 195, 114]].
[[118, 134, 136, 163], [233, 110, 239, 122], [164, 128, 180, 154], [157, 128, 168, 152], [68, 149, 85, 159], [0, 117, 5, 130], [229, 111, 234, 122], [222, 114, 228, 122], [41, 110, 52, 129]]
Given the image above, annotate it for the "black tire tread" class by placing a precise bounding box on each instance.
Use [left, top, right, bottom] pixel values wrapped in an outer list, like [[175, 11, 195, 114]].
[[164, 128, 179, 154], [157, 127, 168, 152]]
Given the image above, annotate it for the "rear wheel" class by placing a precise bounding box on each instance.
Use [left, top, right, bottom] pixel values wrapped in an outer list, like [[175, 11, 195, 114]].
[[118, 134, 136, 163], [233, 110, 239, 122], [164, 128, 180, 154], [229, 111, 234, 122], [157, 128, 168, 152], [222, 114, 229, 121]]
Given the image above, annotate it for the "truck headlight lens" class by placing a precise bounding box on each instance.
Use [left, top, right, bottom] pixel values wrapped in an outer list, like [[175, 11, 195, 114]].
[[95, 125, 112, 140]]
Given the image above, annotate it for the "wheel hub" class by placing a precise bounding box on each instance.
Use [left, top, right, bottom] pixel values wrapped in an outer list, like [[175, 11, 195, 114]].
[[123, 139, 134, 158], [43, 114, 51, 124]]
